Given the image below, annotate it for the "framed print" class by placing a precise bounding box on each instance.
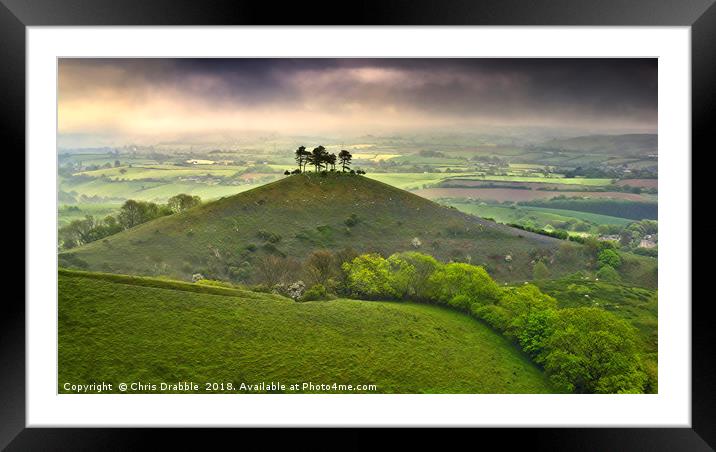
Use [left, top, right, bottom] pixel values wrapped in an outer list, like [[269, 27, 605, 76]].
[[4, 0, 711, 449]]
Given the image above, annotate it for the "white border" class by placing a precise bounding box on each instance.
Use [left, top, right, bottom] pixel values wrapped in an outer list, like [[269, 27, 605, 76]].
[[27, 27, 691, 427]]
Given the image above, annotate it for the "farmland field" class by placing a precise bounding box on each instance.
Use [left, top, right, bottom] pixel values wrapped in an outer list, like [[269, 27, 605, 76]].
[[61, 178, 260, 202], [614, 179, 658, 188], [442, 200, 633, 228], [58, 203, 122, 227], [445, 175, 613, 186], [75, 164, 245, 181], [365, 172, 467, 190], [413, 188, 650, 203]]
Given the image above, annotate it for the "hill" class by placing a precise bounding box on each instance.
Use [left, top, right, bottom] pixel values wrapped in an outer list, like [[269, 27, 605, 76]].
[[60, 172, 580, 283], [537, 134, 657, 156], [59, 269, 555, 394]]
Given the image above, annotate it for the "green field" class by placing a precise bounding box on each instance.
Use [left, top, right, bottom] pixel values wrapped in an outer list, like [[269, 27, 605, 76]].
[[61, 177, 262, 202], [521, 206, 633, 225], [442, 201, 633, 228], [59, 269, 555, 394], [365, 172, 461, 190], [76, 164, 245, 181]]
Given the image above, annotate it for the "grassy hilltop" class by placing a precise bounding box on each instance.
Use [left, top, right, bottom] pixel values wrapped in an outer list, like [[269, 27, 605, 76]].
[[60, 172, 577, 282], [59, 269, 554, 394]]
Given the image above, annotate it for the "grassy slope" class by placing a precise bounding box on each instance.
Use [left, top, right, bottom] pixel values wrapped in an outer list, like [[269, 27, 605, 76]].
[[61, 173, 574, 282], [59, 270, 554, 394]]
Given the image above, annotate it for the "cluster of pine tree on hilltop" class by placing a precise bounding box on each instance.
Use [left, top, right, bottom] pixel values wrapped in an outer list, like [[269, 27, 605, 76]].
[[284, 146, 366, 175]]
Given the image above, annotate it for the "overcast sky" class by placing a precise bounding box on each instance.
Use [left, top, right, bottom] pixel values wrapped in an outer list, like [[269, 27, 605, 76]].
[[58, 58, 657, 144]]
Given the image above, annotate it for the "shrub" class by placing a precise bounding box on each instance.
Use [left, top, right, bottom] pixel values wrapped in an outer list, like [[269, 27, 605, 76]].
[[596, 264, 621, 283], [286, 281, 306, 300], [305, 250, 336, 287], [541, 307, 647, 394], [532, 261, 550, 280], [448, 294, 473, 311], [344, 214, 360, 227], [229, 262, 252, 282], [343, 254, 397, 299], [302, 284, 329, 301], [597, 249, 622, 269], [427, 262, 502, 306], [257, 229, 281, 243], [387, 252, 439, 300]]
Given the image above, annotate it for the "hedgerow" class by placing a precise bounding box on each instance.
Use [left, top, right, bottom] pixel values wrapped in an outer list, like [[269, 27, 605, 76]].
[[341, 251, 648, 394]]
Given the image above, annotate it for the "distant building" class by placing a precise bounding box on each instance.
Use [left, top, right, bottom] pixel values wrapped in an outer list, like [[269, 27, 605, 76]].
[[639, 239, 657, 249], [186, 159, 214, 165]]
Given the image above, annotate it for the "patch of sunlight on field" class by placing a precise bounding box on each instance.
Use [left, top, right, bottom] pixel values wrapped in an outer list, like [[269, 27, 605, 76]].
[[352, 153, 402, 162], [365, 172, 458, 190]]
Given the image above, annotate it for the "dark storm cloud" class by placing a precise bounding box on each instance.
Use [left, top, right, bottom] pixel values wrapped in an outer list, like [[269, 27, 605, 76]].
[[58, 58, 657, 135]]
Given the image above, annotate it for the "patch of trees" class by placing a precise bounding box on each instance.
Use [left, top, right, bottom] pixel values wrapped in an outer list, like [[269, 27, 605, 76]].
[[58, 194, 201, 250], [507, 223, 570, 240], [563, 165, 657, 180], [339, 251, 649, 393], [290, 146, 362, 174], [418, 150, 447, 158]]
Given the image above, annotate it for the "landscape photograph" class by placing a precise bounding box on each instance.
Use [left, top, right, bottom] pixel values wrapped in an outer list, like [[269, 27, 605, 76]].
[[57, 58, 658, 394]]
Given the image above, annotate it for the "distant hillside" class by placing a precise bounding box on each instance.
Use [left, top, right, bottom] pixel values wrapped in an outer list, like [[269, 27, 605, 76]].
[[537, 134, 657, 156], [59, 269, 555, 394], [60, 173, 580, 282]]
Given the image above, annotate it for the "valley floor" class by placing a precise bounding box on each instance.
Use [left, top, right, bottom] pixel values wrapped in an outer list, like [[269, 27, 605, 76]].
[[58, 269, 556, 394]]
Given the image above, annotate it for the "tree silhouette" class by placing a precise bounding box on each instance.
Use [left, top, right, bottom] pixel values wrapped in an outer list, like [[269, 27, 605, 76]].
[[294, 146, 309, 172], [308, 145, 328, 172], [338, 150, 352, 172], [327, 153, 337, 171]]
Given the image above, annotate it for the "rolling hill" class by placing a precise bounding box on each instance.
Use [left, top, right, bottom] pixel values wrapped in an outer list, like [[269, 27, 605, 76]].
[[59, 269, 555, 394], [60, 172, 577, 282], [537, 134, 657, 156]]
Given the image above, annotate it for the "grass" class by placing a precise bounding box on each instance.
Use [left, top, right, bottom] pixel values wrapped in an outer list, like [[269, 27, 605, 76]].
[[59, 269, 555, 394]]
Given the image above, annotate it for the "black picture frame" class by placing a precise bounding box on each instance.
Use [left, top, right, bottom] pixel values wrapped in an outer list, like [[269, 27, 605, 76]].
[[3, 0, 708, 449]]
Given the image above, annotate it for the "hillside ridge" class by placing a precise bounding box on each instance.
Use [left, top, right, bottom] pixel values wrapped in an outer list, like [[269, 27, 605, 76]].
[[60, 173, 584, 283]]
